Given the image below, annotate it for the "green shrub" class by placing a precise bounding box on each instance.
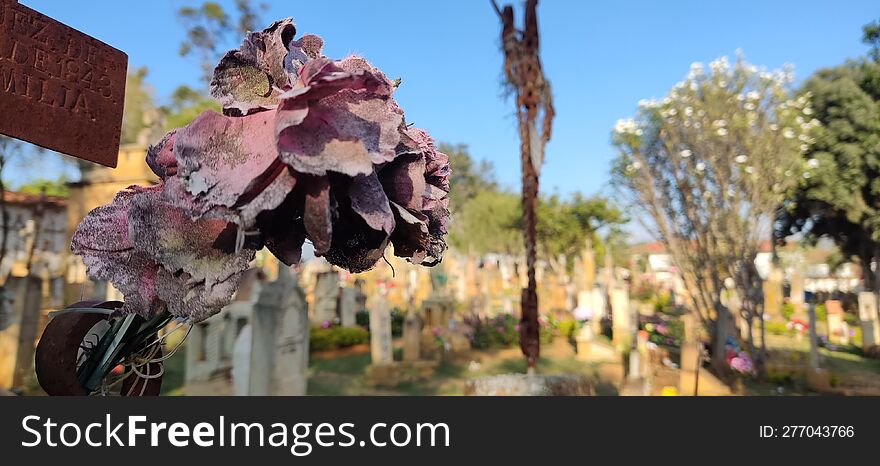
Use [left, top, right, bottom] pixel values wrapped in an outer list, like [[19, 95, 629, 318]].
[[765, 321, 790, 336], [814, 304, 826, 323], [310, 326, 370, 352], [557, 318, 579, 339], [781, 303, 794, 321]]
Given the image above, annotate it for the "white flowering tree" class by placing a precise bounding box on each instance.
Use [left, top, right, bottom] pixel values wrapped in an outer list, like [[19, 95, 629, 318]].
[[610, 55, 820, 372]]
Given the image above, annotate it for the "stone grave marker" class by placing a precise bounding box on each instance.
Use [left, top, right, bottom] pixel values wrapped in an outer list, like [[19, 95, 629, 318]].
[[402, 311, 422, 362], [248, 268, 309, 396], [312, 269, 339, 325], [0, 276, 41, 389], [825, 300, 845, 345], [763, 267, 783, 319], [609, 287, 630, 348], [339, 286, 358, 328], [369, 293, 394, 365], [857, 292, 879, 350]]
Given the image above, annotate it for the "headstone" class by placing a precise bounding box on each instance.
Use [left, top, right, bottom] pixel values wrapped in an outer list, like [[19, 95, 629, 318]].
[[339, 287, 358, 328], [763, 266, 783, 319], [402, 311, 422, 362], [857, 292, 879, 350], [790, 269, 806, 317], [0, 276, 41, 389], [248, 269, 309, 396], [231, 324, 251, 396], [0, 0, 127, 167], [609, 287, 630, 348], [312, 269, 339, 325], [369, 294, 393, 365], [679, 313, 701, 396], [824, 300, 845, 345], [589, 287, 606, 336]]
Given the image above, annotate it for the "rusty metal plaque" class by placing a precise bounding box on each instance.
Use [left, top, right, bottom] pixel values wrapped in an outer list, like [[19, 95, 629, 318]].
[[0, 0, 127, 167]]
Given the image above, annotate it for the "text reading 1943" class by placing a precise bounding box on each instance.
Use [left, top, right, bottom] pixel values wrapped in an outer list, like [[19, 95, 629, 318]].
[[0, 0, 126, 167]]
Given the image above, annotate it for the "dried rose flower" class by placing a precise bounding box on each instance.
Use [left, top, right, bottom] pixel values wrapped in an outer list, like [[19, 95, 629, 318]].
[[72, 17, 450, 320]]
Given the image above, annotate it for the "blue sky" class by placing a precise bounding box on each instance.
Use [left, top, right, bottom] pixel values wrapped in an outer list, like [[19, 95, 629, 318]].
[[11, 0, 879, 198]]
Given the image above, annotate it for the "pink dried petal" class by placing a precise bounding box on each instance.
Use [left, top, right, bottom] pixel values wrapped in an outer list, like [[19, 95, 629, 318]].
[[171, 110, 296, 228], [349, 172, 395, 234], [146, 130, 177, 180], [276, 58, 402, 176], [303, 175, 333, 255], [285, 34, 324, 73], [211, 18, 299, 115], [379, 152, 426, 212], [127, 188, 255, 291], [389, 202, 430, 264]]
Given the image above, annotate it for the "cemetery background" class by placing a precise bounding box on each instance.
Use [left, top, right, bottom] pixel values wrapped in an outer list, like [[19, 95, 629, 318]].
[[2, 1, 880, 397]]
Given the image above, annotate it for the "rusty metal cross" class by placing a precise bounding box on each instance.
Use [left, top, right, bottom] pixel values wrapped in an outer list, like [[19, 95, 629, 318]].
[[0, 0, 127, 168]]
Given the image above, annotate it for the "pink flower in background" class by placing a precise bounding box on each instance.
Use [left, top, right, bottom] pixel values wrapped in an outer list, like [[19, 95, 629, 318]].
[[72, 17, 450, 321]]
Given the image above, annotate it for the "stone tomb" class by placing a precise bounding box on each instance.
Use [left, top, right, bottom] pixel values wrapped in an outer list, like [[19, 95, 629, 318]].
[[247, 269, 309, 396], [857, 292, 879, 350], [824, 300, 847, 345], [0, 276, 42, 389]]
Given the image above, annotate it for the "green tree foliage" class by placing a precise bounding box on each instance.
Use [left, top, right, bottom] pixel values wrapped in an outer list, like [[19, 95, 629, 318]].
[[121, 67, 160, 145], [14, 177, 69, 198], [611, 55, 817, 368], [864, 18, 880, 62], [444, 144, 625, 264], [177, 0, 267, 85], [164, 1, 265, 128], [779, 58, 880, 289], [160, 85, 221, 131], [532, 193, 627, 270], [440, 143, 497, 211]]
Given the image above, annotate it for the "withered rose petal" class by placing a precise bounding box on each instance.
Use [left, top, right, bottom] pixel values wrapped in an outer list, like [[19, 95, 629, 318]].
[[172, 110, 296, 227], [303, 175, 333, 255], [349, 172, 395, 234], [388, 202, 429, 264], [127, 188, 256, 293], [276, 58, 402, 176], [145, 130, 177, 180], [379, 152, 426, 212], [407, 127, 451, 192], [322, 206, 390, 274], [211, 18, 298, 115], [285, 34, 324, 74]]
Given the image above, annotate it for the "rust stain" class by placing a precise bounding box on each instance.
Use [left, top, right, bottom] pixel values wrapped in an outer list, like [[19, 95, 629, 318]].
[[0, 0, 127, 167]]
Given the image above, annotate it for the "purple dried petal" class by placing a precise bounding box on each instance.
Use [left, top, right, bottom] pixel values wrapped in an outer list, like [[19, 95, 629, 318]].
[[171, 110, 296, 228], [211, 18, 298, 115], [389, 202, 430, 264], [127, 188, 256, 288], [379, 152, 426, 212], [349, 172, 395, 234], [71, 184, 256, 321], [303, 175, 333, 255], [285, 34, 324, 73], [276, 58, 402, 176], [146, 130, 177, 180]]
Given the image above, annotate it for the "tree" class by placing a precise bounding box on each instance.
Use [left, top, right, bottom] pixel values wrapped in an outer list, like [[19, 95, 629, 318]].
[[534, 193, 626, 272], [177, 0, 267, 85], [611, 55, 818, 372], [121, 67, 162, 145], [440, 143, 498, 212], [779, 59, 880, 291], [160, 85, 220, 131], [864, 18, 880, 62], [15, 177, 69, 198], [164, 1, 265, 128]]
